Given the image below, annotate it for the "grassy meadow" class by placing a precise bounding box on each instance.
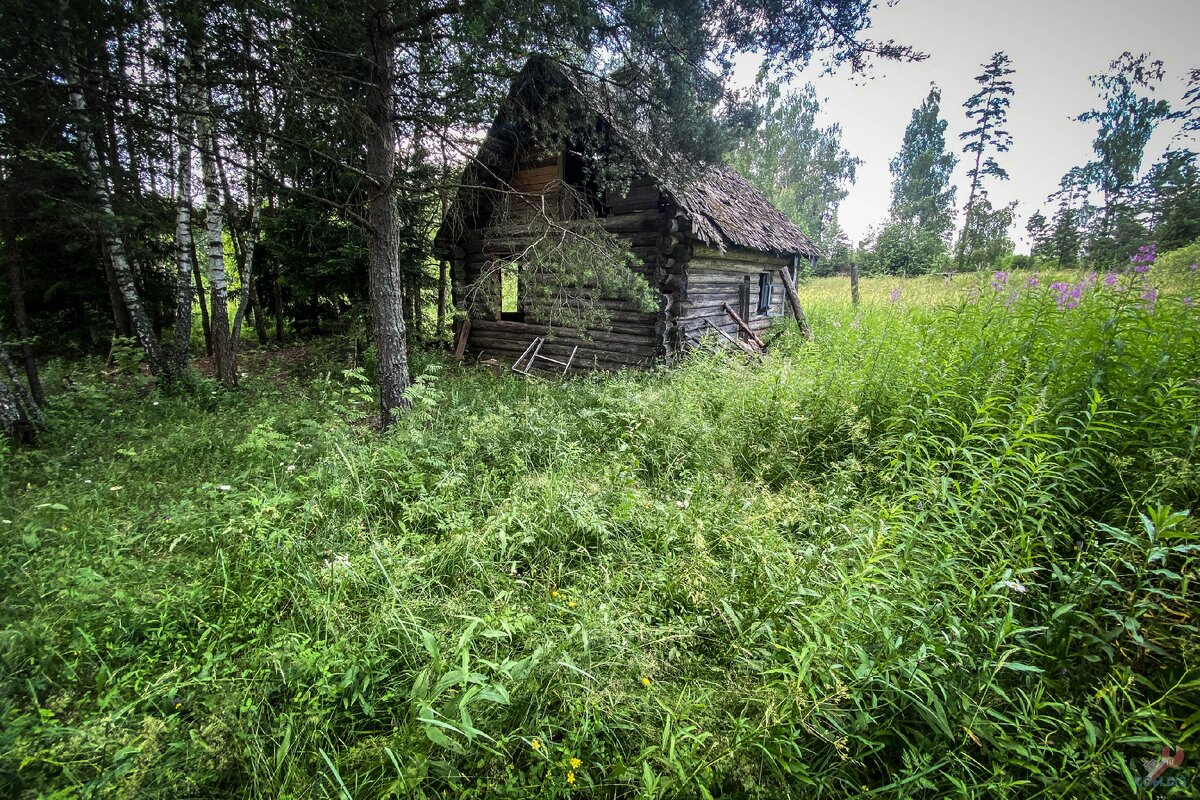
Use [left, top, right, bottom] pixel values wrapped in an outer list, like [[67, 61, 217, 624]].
[[1, 263, 1198, 798]]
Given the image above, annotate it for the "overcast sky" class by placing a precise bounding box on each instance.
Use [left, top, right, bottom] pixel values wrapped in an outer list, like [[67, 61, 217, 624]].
[[731, 0, 1200, 251]]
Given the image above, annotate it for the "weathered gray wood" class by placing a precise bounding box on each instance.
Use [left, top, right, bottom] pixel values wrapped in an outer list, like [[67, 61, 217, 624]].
[[600, 209, 661, 234], [703, 319, 759, 357], [469, 318, 655, 348], [454, 317, 471, 361], [778, 266, 813, 340], [722, 302, 765, 348], [692, 246, 792, 267], [472, 338, 654, 369]]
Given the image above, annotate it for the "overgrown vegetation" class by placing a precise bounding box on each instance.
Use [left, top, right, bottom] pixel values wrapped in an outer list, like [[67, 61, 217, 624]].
[[2, 259, 1197, 798]]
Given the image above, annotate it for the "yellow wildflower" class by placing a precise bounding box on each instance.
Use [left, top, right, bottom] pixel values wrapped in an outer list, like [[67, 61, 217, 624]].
[[568, 601, 577, 609], [531, 738, 541, 750], [566, 771, 576, 785], [570, 757, 581, 769], [641, 676, 651, 687], [550, 590, 559, 598]]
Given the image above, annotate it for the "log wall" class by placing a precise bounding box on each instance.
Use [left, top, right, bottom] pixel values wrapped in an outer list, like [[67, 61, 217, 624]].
[[453, 163, 669, 372], [449, 158, 796, 369], [676, 246, 789, 344]]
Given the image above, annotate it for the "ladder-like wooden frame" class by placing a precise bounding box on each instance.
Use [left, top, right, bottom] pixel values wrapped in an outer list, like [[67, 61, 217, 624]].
[[511, 336, 579, 377]]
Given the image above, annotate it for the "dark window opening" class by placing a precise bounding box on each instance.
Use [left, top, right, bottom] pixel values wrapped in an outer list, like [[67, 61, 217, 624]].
[[757, 272, 774, 315], [562, 145, 608, 219]]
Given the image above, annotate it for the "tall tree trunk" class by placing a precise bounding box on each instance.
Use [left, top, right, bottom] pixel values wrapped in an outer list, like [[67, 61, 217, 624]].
[[271, 268, 285, 343], [228, 187, 258, 360], [955, 84, 995, 270], [171, 61, 195, 379], [0, 346, 40, 443], [251, 279, 269, 345], [197, 86, 233, 385], [189, 237, 212, 355], [65, 56, 166, 376], [436, 258, 448, 338], [102, 247, 133, 337], [365, 1, 411, 426], [1, 195, 44, 405]]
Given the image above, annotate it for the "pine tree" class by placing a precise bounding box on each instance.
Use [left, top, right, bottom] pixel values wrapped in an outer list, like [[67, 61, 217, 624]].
[[956, 52, 1015, 269], [1076, 52, 1175, 262], [889, 84, 957, 241], [1025, 211, 1053, 261]]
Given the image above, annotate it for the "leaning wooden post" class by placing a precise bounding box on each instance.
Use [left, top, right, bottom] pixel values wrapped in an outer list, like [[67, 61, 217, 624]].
[[779, 256, 813, 340], [850, 262, 860, 307]]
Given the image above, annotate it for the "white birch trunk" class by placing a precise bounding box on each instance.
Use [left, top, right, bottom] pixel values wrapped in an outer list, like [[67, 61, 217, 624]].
[[64, 55, 167, 376], [196, 85, 233, 384], [171, 61, 196, 378]]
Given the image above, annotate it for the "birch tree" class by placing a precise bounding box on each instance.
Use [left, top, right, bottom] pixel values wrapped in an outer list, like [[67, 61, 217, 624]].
[[63, 26, 168, 377], [171, 54, 196, 379]]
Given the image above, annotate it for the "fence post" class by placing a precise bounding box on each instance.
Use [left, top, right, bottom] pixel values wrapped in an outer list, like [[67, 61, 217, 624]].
[[850, 263, 860, 308]]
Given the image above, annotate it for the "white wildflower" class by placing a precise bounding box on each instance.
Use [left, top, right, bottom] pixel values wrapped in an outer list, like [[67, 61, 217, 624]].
[[218, 484, 232, 492]]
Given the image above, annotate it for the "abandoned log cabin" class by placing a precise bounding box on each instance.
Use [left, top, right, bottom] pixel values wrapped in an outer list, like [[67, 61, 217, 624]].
[[436, 56, 822, 372]]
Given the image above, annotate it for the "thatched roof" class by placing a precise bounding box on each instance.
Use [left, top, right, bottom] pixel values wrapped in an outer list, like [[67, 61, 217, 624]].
[[447, 56, 823, 260], [661, 167, 822, 259]]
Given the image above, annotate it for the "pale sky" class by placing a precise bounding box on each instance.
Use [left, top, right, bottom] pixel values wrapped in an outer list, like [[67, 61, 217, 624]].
[[731, 0, 1200, 251]]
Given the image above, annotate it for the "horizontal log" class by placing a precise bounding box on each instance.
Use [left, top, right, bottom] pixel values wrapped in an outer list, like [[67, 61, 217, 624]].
[[601, 209, 662, 235], [688, 258, 789, 276], [469, 318, 656, 347], [679, 297, 781, 316], [693, 246, 793, 267], [470, 340, 657, 364], [678, 316, 776, 336]]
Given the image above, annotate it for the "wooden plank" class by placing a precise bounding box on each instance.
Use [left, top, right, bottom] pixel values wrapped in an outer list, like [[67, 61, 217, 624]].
[[469, 318, 655, 348], [692, 246, 792, 267], [778, 266, 813, 340], [470, 339, 656, 369], [601, 209, 661, 235], [703, 319, 759, 357], [453, 318, 471, 361], [722, 302, 765, 348]]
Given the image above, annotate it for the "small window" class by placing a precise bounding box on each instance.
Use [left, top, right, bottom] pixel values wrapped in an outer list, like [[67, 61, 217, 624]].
[[757, 272, 773, 314]]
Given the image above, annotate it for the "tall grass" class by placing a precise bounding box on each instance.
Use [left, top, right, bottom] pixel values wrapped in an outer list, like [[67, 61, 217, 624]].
[[1, 263, 1197, 798]]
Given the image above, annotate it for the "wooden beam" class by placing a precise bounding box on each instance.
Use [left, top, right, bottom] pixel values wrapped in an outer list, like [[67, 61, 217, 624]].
[[721, 301, 765, 349], [704, 319, 760, 357], [778, 265, 813, 340], [453, 317, 471, 360]]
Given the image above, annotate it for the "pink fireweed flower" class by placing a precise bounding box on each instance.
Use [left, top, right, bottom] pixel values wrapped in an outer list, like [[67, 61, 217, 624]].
[[890, 287, 901, 303], [1103, 272, 1119, 287], [1140, 286, 1158, 312], [1050, 281, 1083, 310], [991, 271, 1009, 290], [1025, 275, 1039, 288], [1183, 296, 1194, 308], [1130, 244, 1156, 274], [1190, 262, 1198, 271]]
